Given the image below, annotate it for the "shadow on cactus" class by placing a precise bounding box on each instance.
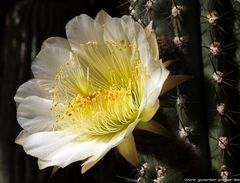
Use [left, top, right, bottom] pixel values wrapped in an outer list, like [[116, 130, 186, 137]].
[[126, 0, 240, 182]]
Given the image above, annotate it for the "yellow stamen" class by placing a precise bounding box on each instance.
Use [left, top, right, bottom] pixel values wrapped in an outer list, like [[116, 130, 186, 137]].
[[51, 40, 147, 137]]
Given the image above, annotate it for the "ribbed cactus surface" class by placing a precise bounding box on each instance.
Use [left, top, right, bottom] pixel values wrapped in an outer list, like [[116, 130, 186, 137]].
[[128, 0, 240, 182]]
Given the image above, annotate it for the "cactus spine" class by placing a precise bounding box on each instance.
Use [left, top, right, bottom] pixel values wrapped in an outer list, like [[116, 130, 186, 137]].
[[128, 0, 240, 182]]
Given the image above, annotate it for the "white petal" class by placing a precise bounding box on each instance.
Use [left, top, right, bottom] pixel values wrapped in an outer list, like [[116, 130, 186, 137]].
[[14, 79, 51, 105], [38, 160, 61, 176], [117, 134, 139, 167], [145, 21, 159, 61], [23, 132, 74, 160], [145, 63, 169, 107], [137, 63, 169, 123], [95, 10, 111, 24], [81, 127, 134, 173], [23, 131, 109, 168], [41, 37, 71, 50], [103, 16, 144, 44], [32, 47, 71, 79], [47, 140, 107, 168], [38, 159, 54, 169], [38, 121, 140, 172], [66, 14, 104, 51], [15, 130, 31, 145], [103, 16, 155, 71], [19, 101, 141, 173], [81, 150, 109, 174], [103, 16, 152, 74], [17, 96, 53, 133], [103, 17, 132, 42], [140, 99, 159, 122]]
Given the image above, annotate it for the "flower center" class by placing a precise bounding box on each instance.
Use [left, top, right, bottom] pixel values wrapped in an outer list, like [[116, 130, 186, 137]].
[[65, 87, 138, 135], [51, 40, 147, 137]]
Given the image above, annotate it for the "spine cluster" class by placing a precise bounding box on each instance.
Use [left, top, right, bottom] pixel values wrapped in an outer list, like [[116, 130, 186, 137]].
[[127, 0, 240, 182]]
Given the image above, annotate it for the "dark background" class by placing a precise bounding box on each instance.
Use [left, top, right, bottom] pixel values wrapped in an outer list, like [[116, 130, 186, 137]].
[[2, 0, 240, 183], [0, 0, 130, 182]]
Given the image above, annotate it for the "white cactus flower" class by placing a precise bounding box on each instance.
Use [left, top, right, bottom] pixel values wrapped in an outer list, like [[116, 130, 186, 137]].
[[15, 10, 187, 173]]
